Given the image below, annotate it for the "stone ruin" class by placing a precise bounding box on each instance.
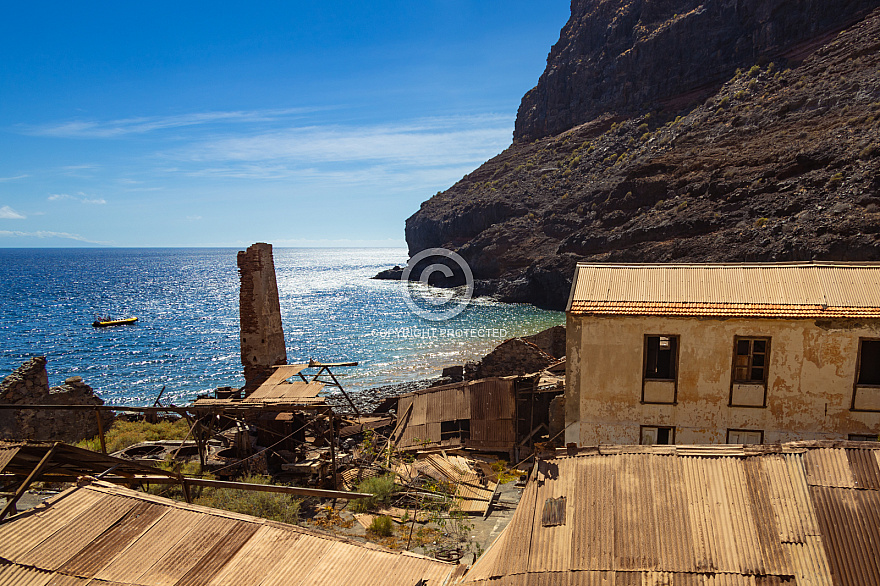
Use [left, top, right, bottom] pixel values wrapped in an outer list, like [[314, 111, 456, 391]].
[[0, 356, 113, 443], [238, 242, 287, 393], [521, 325, 566, 361], [465, 337, 558, 381]]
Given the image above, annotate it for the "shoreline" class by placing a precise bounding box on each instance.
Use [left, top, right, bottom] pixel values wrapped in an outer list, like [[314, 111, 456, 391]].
[[323, 378, 435, 414]]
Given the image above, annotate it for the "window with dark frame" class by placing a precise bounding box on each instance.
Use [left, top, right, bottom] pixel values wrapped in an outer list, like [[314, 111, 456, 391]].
[[848, 433, 879, 442], [440, 419, 470, 440], [645, 335, 678, 380], [733, 337, 770, 383], [857, 340, 880, 385], [640, 426, 675, 445]]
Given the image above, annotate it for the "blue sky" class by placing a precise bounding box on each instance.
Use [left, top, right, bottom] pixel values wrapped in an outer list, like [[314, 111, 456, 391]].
[[0, 1, 570, 247]]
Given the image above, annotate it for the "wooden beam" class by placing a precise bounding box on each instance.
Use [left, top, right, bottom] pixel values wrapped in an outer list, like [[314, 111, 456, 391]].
[[0, 443, 58, 522], [95, 409, 107, 455], [128, 476, 371, 500]]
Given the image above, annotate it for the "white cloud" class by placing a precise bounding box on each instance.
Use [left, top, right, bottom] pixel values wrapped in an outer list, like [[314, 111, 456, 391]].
[[179, 115, 511, 167], [167, 114, 513, 189], [186, 215, 202, 221], [0, 174, 29, 182], [0, 230, 107, 244], [24, 108, 326, 138], [48, 192, 106, 204], [0, 206, 26, 220]]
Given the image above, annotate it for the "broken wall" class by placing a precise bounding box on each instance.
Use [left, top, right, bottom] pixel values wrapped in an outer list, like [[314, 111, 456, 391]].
[[0, 356, 113, 443], [238, 242, 287, 392]]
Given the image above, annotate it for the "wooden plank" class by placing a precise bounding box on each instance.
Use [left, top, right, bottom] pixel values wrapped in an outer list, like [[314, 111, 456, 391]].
[[164, 477, 371, 500], [0, 443, 58, 521], [0, 446, 21, 474]]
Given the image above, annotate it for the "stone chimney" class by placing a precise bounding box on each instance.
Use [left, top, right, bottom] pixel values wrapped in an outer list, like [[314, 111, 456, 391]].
[[238, 243, 287, 393]]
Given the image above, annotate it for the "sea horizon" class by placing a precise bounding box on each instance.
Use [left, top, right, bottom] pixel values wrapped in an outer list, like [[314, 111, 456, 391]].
[[0, 247, 564, 406]]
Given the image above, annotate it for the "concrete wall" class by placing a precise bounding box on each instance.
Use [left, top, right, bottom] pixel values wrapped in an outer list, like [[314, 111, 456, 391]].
[[565, 314, 880, 446], [238, 243, 287, 392]]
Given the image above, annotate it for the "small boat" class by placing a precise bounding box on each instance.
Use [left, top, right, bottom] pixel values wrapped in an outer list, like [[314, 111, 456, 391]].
[[92, 316, 139, 328]]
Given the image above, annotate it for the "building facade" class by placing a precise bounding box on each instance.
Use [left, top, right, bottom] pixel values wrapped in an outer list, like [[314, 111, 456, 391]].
[[565, 262, 880, 446]]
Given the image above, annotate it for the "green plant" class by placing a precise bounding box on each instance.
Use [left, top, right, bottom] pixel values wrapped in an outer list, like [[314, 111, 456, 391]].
[[368, 515, 394, 537], [77, 418, 191, 454], [350, 474, 397, 513], [827, 173, 844, 189], [754, 217, 769, 228], [719, 96, 730, 108], [748, 65, 761, 77], [734, 90, 746, 100], [195, 474, 301, 524]]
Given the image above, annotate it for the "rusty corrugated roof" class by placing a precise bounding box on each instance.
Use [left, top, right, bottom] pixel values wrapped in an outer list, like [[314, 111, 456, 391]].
[[567, 262, 880, 318], [0, 480, 465, 586], [462, 442, 880, 586]]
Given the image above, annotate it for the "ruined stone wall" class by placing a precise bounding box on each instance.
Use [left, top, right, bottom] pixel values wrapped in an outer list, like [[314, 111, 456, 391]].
[[238, 243, 287, 393], [467, 338, 556, 380], [0, 356, 113, 443], [522, 325, 567, 360]]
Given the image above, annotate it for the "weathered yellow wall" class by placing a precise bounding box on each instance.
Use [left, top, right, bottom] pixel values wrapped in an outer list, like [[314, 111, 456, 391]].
[[565, 314, 880, 446]]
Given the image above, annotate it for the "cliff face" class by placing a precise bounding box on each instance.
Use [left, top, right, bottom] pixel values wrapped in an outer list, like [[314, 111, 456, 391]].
[[401, 1, 880, 310], [515, 0, 880, 142]]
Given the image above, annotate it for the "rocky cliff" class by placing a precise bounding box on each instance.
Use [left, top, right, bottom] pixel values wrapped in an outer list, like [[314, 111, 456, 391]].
[[394, 0, 880, 310]]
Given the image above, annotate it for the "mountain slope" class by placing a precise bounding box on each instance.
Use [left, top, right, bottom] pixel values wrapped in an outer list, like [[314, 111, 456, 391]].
[[399, 2, 880, 309]]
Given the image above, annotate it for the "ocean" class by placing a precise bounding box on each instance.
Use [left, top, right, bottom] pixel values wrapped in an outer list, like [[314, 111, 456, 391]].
[[0, 248, 564, 406]]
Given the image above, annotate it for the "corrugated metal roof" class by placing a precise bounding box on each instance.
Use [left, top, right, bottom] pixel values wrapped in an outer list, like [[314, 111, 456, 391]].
[[567, 262, 880, 318], [463, 442, 880, 586], [0, 480, 465, 586]]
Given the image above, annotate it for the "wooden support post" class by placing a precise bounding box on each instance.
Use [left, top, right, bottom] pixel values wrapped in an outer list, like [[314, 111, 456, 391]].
[[181, 479, 192, 504], [0, 443, 59, 522], [327, 414, 338, 489], [96, 409, 107, 455]]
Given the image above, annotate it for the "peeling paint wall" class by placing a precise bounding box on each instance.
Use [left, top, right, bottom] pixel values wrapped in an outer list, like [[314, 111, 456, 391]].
[[567, 315, 880, 445]]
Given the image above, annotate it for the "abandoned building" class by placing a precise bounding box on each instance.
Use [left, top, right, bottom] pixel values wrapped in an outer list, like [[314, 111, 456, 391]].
[[393, 369, 564, 458], [462, 441, 880, 586], [565, 262, 880, 446]]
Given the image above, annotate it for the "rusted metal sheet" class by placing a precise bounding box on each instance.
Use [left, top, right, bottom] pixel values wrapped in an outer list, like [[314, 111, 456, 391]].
[[0, 480, 463, 586], [0, 562, 53, 586], [463, 444, 879, 585], [809, 485, 880, 586], [395, 377, 516, 451], [568, 262, 880, 317]]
